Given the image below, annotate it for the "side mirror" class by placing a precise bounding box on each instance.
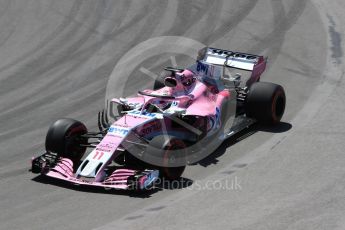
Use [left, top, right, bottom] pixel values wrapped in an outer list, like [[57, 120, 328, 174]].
[[164, 77, 177, 87]]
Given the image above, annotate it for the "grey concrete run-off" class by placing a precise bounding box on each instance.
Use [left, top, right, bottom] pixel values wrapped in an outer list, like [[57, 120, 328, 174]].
[[0, 0, 344, 229]]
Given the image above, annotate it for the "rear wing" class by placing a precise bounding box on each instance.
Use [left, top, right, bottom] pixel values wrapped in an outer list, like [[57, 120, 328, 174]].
[[197, 47, 265, 71]]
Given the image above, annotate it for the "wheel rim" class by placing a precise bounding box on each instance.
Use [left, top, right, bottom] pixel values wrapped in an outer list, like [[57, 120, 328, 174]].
[[162, 139, 186, 180], [65, 125, 87, 161]]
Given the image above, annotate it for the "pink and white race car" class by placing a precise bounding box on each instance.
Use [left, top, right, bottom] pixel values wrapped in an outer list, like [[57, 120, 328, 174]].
[[31, 47, 286, 190]]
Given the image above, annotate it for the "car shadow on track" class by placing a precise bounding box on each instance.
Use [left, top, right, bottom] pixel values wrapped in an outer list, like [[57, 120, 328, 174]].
[[31, 174, 160, 198], [31, 174, 194, 197], [195, 122, 292, 167], [154, 177, 194, 190]]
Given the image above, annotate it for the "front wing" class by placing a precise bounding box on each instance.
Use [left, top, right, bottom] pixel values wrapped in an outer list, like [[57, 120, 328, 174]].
[[31, 152, 159, 190]]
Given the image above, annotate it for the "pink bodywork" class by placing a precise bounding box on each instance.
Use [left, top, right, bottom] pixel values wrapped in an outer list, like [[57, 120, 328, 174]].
[[45, 113, 160, 189], [47, 158, 136, 189], [42, 52, 267, 190]]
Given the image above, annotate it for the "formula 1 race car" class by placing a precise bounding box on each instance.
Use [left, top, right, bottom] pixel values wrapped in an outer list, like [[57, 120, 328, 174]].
[[31, 47, 286, 190]]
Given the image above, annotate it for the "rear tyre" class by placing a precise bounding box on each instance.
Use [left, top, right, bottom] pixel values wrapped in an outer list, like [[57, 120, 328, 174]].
[[45, 118, 88, 162], [246, 82, 286, 124]]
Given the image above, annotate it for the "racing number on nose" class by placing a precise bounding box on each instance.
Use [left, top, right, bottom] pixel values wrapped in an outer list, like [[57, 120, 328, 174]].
[[93, 151, 104, 160]]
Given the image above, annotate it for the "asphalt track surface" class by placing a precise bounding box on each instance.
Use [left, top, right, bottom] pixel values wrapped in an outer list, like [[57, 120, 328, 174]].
[[0, 0, 344, 229]]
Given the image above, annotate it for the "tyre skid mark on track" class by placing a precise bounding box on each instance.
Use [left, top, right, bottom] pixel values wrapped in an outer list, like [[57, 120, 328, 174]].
[[0, 1, 166, 114], [249, 0, 308, 65], [0, 0, 17, 49], [0, 1, 85, 76], [327, 14, 343, 63], [203, 0, 259, 45]]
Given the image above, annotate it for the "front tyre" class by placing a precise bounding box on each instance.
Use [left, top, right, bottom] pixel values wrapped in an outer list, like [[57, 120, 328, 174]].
[[148, 135, 186, 180], [245, 82, 286, 124], [45, 118, 88, 162]]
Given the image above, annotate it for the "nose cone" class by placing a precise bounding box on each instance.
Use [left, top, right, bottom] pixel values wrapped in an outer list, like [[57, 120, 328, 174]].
[[78, 159, 102, 177], [76, 149, 112, 181]]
